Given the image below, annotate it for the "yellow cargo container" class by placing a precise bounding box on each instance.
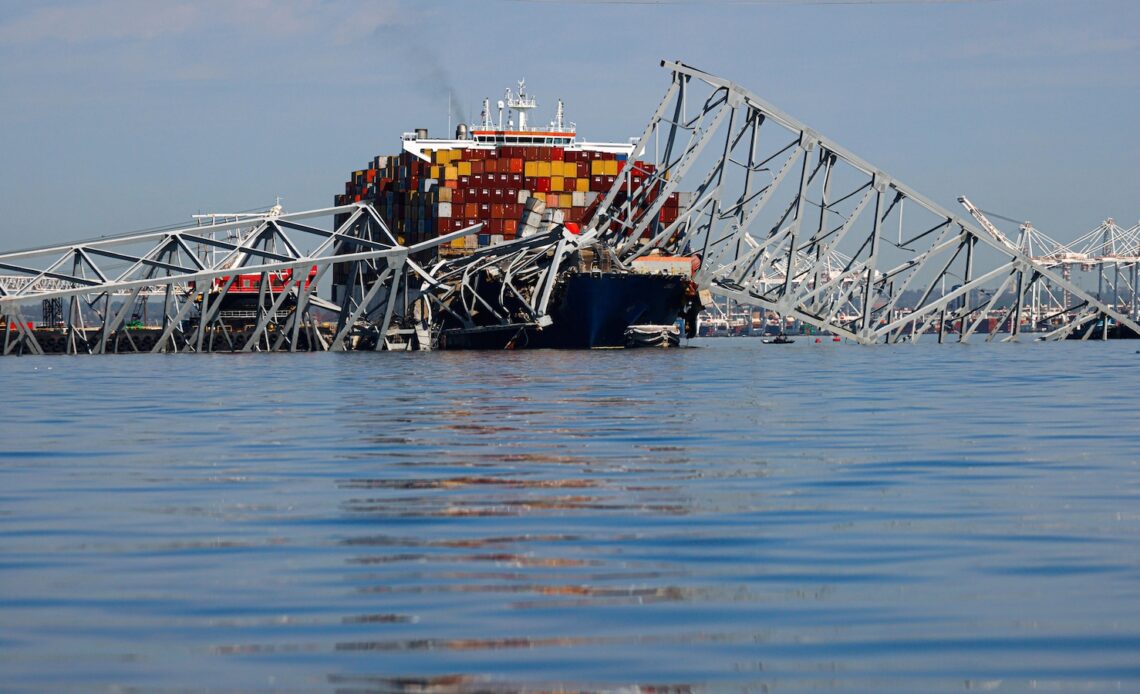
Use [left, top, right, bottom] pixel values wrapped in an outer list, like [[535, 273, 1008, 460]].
[[591, 160, 605, 176], [604, 160, 620, 176], [451, 237, 466, 249], [560, 193, 572, 208], [524, 161, 539, 177], [537, 161, 552, 177], [576, 177, 589, 192], [457, 161, 472, 177], [551, 176, 564, 192], [444, 165, 458, 180]]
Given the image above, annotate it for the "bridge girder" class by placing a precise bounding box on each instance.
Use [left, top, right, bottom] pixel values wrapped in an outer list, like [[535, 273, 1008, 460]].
[[587, 61, 1140, 343], [0, 204, 479, 354]]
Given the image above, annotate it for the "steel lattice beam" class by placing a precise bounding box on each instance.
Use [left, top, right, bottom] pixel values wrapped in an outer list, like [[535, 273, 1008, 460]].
[[0, 204, 480, 354], [587, 60, 1140, 343]]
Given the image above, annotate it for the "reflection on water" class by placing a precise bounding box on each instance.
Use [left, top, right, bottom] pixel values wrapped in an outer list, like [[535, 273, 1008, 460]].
[[1, 341, 1139, 691]]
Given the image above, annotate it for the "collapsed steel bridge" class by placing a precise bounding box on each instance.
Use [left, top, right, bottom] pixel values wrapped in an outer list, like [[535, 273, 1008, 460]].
[[589, 61, 1140, 342], [3, 60, 1137, 355], [0, 201, 596, 355], [0, 204, 472, 355]]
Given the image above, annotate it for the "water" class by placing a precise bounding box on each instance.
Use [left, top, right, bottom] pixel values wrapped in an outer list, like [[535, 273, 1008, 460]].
[[1, 339, 1138, 692]]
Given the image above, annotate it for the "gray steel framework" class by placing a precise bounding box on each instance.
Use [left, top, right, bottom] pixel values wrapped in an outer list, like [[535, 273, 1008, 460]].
[[0, 204, 478, 355], [587, 61, 1140, 342], [418, 225, 613, 343], [4, 60, 1135, 354]]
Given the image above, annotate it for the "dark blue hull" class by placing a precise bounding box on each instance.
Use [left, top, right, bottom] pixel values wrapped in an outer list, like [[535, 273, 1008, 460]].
[[438, 272, 690, 350]]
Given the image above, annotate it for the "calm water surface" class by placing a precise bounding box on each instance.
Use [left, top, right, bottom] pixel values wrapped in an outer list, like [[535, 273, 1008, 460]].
[[1, 339, 1138, 692]]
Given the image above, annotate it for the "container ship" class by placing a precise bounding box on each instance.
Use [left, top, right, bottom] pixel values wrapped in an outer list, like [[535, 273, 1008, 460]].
[[333, 82, 684, 249], [330, 81, 700, 349]]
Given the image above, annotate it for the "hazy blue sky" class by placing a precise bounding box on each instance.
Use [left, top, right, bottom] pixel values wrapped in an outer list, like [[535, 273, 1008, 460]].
[[0, 0, 1136, 249]]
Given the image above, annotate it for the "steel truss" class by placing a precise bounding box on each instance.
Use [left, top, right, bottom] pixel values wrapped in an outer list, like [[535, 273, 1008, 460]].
[[0, 204, 479, 355], [588, 61, 1140, 343], [421, 226, 610, 345], [960, 208, 1140, 335]]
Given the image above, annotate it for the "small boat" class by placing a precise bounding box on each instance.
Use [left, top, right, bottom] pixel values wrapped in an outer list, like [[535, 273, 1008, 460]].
[[762, 334, 794, 344], [625, 323, 681, 348]]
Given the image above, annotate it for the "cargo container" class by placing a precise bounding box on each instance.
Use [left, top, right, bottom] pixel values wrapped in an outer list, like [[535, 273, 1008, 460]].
[[332, 80, 687, 300]]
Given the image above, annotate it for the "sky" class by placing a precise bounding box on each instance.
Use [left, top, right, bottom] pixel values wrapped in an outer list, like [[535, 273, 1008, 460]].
[[0, 0, 1137, 250]]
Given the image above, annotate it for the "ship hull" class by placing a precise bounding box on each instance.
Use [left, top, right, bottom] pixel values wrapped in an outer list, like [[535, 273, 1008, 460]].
[[438, 272, 688, 350]]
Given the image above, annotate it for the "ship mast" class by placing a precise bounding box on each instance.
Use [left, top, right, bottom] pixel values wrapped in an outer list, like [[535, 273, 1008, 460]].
[[506, 79, 537, 130]]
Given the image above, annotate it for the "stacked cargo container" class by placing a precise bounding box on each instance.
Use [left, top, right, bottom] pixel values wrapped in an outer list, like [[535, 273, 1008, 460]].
[[335, 144, 683, 255]]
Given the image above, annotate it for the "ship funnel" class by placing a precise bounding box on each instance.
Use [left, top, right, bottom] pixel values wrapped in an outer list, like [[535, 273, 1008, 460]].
[[455, 123, 468, 140], [415, 127, 429, 139]]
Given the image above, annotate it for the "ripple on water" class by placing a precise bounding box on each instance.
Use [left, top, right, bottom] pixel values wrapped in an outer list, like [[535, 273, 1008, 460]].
[[1, 342, 1138, 690]]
